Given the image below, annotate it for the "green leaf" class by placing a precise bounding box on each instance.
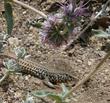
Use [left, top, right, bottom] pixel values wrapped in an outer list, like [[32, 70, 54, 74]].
[[92, 29, 110, 37], [3, 59, 20, 72], [4, 1, 13, 35], [14, 47, 26, 58], [30, 22, 42, 28], [32, 90, 63, 103], [48, 93, 63, 103], [60, 83, 69, 98], [32, 90, 51, 98], [61, 84, 69, 94]]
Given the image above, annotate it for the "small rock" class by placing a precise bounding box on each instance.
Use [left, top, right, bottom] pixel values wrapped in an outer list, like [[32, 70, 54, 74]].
[[87, 59, 95, 66], [88, 61, 92, 66], [8, 37, 19, 46], [22, 11, 27, 14], [76, 59, 82, 63], [29, 26, 34, 31], [98, 51, 106, 57], [24, 55, 31, 59], [14, 92, 22, 98], [25, 75, 30, 80], [29, 33, 33, 37]]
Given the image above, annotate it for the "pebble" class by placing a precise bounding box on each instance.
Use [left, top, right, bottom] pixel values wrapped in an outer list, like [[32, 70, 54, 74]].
[[22, 11, 27, 15], [77, 59, 82, 63], [98, 51, 106, 57], [25, 75, 30, 80], [88, 59, 95, 66], [8, 37, 19, 46], [14, 92, 22, 98]]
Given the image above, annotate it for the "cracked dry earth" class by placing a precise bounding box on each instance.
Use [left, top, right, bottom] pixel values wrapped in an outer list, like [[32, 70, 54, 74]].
[[0, 0, 110, 103]]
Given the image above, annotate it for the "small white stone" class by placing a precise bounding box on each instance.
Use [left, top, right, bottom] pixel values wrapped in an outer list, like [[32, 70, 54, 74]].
[[88, 61, 92, 66], [8, 37, 19, 46], [22, 11, 27, 14], [24, 55, 31, 59], [25, 76, 30, 80], [88, 59, 95, 66], [14, 92, 22, 98], [77, 59, 82, 63]]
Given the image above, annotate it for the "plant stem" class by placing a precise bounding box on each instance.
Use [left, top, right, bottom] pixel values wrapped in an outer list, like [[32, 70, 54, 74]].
[[0, 70, 10, 84], [63, 50, 110, 99], [95, 0, 110, 18], [13, 0, 47, 19]]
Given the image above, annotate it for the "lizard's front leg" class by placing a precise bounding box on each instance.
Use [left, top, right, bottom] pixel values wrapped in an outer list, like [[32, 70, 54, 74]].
[[43, 77, 56, 89]]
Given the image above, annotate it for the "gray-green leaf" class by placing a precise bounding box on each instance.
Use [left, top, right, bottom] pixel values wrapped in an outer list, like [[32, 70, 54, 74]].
[[92, 29, 110, 37], [48, 93, 63, 103], [32, 90, 51, 98], [60, 83, 69, 98], [14, 47, 26, 58], [4, 1, 13, 35]]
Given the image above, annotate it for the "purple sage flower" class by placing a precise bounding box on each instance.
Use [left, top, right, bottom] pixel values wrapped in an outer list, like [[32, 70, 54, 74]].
[[39, 0, 89, 47], [61, 0, 89, 19], [39, 14, 70, 47]]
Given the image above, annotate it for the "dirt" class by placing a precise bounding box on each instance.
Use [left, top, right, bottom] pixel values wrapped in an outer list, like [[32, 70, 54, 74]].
[[0, 0, 110, 103]]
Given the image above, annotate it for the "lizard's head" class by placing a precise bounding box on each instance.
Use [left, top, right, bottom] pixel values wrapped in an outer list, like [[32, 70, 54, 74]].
[[65, 73, 77, 81], [64, 73, 78, 86]]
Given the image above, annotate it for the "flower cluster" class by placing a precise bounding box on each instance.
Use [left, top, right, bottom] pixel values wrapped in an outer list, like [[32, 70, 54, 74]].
[[61, 1, 88, 20], [39, 0, 89, 47], [39, 14, 70, 47]]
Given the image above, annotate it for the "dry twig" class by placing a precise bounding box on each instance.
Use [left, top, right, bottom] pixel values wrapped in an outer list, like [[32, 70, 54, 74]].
[[0, 70, 10, 84], [64, 50, 110, 99], [13, 0, 47, 19]]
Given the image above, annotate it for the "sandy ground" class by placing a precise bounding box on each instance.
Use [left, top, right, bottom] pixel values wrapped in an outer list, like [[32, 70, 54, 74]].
[[0, 0, 110, 103]]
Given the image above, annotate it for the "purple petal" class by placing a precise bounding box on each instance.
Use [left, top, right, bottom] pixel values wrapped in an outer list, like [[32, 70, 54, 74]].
[[74, 7, 88, 16]]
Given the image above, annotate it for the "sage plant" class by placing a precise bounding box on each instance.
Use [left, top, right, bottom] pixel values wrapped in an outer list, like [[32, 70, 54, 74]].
[[39, 0, 89, 47]]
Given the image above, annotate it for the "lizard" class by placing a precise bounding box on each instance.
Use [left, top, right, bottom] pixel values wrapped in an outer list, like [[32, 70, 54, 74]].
[[0, 51, 77, 88]]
